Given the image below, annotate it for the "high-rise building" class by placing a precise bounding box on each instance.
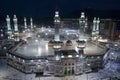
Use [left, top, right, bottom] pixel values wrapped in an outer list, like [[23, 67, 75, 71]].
[[100, 19, 116, 40]]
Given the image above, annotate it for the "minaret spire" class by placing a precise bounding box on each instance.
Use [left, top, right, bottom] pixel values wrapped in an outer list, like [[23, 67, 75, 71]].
[[96, 18, 100, 37], [84, 17, 88, 32], [92, 17, 100, 40], [54, 11, 61, 41], [6, 15, 12, 39], [13, 15, 18, 32], [93, 17, 97, 31], [79, 12, 87, 40], [13, 15, 19, 42], [92, 17, 97, 40], [24, 17, 27, 29], [30, 17, 33, 29]]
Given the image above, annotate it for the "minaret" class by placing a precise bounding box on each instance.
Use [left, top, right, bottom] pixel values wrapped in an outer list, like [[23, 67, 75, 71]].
[[54, 11, 61, 41], [13, 15, 19, 42], [96, 18, 100, 37], [84, 17, 88, 32], [6, 15, 12, 39], [30, 17, 33, 29], [92, 17, 97, 40], [79, 12, 86, 40], [24, 17, 27, 29], [77, 12, 87, 53], [79, 12, 85, 29]]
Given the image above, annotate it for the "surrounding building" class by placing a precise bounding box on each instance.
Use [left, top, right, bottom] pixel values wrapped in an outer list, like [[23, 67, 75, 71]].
[[100, 19, 117, 40]]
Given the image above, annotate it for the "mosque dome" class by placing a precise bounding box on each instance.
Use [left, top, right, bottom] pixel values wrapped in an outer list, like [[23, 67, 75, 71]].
[[48, 40, 54, 46], [66, 40, 72, 46]]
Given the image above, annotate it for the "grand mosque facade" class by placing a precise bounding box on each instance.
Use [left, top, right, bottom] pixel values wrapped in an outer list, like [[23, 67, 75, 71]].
[[5, 11, 106, 76]]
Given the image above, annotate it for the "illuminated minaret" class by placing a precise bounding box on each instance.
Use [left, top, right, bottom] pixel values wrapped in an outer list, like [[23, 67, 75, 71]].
[[54, 11, 61, 41], [6, 15, 12, 39], [96, 18, 100, 37], [84, 17, 88, 32], [24, 17, 27, 29], [79, 12, 86, 40], [13, 15, 19, 42], [77, 12, 87, 56], [92, 17, 97, 40], [30, 18, 33, 29]]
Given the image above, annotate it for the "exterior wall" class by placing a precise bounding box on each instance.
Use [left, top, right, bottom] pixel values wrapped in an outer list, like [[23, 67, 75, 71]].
[[6, 53, 47, 73], [6, 52, 103, 75], [54, 62, 63, 76]]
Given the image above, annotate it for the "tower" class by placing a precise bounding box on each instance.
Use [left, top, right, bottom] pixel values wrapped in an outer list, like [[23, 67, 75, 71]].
[[48, 11, 63, 49], [54, 11, 61, 41], [77, 12, 87, 54], [96, 18, 100, 38], [84, 17, 88, 32], [30, 18, 33, 29], [79, 12, 87, 40], [92, 17, 97, 40], [6, 15, 12, 39], [13, 15, 19, 42], [24, 17, 27, 29], [92, 17, 100, 40]]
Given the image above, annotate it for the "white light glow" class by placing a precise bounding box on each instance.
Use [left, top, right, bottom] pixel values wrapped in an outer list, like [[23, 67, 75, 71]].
[[114, 44, 118, 46], [38, 46, 42, 55], [87, 64, 91, 66], [56, 56, 60, 60], [22, 60, 25, 63], [31, 60, 34, 62], [111, 52, 114, 55], [68, 55, 72, 58], [78, 45, 85, 48], [35, 39, 38, 42], [76, 55, 79, 57], [98, 39, 108, 42], [38, 60, 41, 62], [45, 44, 48, 52], [61, 55, 64, 58], [97, 56, 100, 59], [53, 45, 61, 49]]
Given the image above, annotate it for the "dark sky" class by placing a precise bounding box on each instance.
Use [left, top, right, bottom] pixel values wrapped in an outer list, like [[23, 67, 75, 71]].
[[0, 0, 120, 18]]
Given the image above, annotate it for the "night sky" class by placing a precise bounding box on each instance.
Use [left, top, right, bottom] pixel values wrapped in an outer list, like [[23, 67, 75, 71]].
[[0, 0, 120, 19]]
